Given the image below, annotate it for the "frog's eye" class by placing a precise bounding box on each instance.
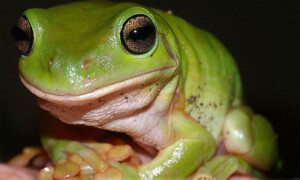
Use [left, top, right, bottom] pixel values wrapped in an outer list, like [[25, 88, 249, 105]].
[[11, 16, 34, 55], [121, 15, 156, 54]]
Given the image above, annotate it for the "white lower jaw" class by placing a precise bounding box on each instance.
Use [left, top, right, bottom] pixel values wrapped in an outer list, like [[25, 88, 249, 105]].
[[36, 76, 174, 149], [20, 67, 175, 106], [21, 67, 178, 150]]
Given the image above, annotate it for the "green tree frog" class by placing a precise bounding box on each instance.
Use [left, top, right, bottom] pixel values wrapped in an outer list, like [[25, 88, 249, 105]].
[[12, 0, 281, 179]]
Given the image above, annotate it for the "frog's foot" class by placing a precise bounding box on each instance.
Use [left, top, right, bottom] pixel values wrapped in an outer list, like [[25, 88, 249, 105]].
[[223, 106, 280, 171], [41, 137, 143, 179], [8, 146, 50, 169], [39, 159, 124, 180]]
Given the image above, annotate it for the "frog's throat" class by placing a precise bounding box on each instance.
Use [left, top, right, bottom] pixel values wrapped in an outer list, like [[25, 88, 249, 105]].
[[19, 67, 176, 106]]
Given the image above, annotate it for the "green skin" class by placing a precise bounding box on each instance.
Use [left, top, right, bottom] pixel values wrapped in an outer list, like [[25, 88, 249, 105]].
[[18, 1, 280, 179]]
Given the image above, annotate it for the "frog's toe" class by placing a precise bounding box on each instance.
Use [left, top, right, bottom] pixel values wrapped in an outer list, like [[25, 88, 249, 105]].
[[223, 106, 279, 171], [8, 147, 49, 168], [223, 107, 253, 155]]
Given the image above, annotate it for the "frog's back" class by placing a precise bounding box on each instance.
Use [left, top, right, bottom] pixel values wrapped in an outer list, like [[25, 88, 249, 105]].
[[154, 10, 243, 143]]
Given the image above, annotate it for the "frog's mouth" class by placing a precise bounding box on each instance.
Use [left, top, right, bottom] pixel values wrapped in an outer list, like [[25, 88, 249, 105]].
[[20, 67, 175, 106]]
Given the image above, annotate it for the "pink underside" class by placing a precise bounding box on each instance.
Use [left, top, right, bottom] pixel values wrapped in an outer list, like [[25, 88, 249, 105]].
[[0, 163, 39, 180]]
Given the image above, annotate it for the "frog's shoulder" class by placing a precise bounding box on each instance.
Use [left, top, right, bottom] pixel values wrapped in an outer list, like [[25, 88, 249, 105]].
[[156, 10, 243, 142], [183, 29, 243, 142]]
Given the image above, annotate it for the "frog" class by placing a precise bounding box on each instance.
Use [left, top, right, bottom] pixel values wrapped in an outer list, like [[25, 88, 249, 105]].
[[11, 0, 281, 179]]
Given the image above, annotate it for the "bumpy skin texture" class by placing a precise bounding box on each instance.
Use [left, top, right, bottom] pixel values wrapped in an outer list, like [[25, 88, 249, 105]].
[[18, 1, 280, 179]]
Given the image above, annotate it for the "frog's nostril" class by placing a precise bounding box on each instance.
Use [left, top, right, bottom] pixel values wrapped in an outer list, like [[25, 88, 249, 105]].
[[11, 16, 34, 55]]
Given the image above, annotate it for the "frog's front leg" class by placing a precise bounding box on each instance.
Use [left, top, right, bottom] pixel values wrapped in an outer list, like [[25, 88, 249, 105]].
[[223, 106, 281, 171], [41, 136, 109, 172], [39, 111, 113, 177], [41, 136, 140, 179], [138, 108, 217, 179]]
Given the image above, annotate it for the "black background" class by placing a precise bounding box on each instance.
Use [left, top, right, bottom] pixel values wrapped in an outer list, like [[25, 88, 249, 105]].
[[0, 0, 299, 178]]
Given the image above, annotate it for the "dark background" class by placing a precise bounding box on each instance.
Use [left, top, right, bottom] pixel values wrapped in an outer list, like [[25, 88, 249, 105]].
[[0, 0, 299, 178]]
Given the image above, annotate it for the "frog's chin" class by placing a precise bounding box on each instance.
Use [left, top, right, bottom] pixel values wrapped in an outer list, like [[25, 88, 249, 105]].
[[19, 67, 175, 106], [21, 67, 178, 152]]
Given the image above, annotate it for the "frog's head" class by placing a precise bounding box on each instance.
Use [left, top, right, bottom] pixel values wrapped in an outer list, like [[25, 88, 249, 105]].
[[13, 1, 180, 127]]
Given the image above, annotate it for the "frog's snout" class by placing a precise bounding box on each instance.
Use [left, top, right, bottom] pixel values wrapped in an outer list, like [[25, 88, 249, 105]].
[[11, 16, 34, 56]]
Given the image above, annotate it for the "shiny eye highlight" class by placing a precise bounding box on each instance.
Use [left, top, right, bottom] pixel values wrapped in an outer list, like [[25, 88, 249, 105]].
[[121, 15, 156, 54], [11, 16, 34, 55]]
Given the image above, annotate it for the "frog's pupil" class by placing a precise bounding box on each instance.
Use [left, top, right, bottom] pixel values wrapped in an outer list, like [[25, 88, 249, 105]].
[[11, 16, 34, 55], [129, 26, 154, 41], [12, 26, 28, 41]]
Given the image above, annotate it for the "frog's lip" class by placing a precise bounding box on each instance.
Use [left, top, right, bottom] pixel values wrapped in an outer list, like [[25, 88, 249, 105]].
[[20, 67, 176, 105]]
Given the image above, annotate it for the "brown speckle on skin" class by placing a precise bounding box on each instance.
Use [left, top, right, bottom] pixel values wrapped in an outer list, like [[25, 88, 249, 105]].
[[125, 96, 128, 100], [213, 103, 218, 108], [48, 57, 54, 69], [200, 103, 204, 106], [98, 100, 102, 103], [120, 93, 124, 96], [187, 96, 196, 104], [83, 59, 91, 69]]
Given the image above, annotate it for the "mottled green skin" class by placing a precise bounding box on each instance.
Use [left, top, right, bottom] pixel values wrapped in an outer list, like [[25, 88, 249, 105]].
[[18, 1, 280, 179]]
